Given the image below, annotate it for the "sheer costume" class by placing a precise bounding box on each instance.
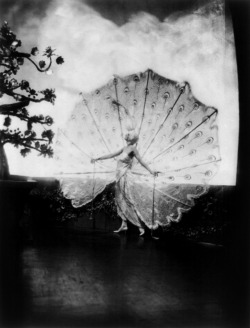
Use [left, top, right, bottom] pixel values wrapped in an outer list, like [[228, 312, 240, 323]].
[[55, 70, 221, 230]]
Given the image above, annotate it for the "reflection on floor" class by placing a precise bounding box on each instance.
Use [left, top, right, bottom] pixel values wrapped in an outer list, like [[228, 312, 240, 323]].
[[0, 230, 244, 327]]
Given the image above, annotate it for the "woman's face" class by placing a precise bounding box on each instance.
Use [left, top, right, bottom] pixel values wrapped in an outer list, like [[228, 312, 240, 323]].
[[125, 133, 138, 145]]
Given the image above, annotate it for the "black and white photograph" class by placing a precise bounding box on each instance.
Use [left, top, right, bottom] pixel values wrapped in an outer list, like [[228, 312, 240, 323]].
[[0, 0, 249, 327]]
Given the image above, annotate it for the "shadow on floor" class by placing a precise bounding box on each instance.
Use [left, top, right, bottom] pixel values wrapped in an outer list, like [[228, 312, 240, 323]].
[[0, 229, 248, 328]]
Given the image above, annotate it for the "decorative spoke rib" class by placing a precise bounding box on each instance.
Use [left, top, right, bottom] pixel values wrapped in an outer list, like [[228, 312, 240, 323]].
[[132, 158, 220, 176], [58, 129, 110, 170], [151, 177, 156, 228], [160, 158, 221, 173], [141, 85, 185, 158], [156, 188, 191, 207], [114, 82, 125, 146], [59, 129, 91, 158], [55, 171, 115, 175], [139, 181, 191, 207], [131, 157, 220, 177], [138, 69, 150, 137], [153, 109, 218, 161], [83, 100, 113, 154]]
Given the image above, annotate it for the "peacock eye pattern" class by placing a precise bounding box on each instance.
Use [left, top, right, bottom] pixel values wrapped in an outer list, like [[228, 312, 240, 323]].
[[195, 131, 202, 138], [185, 121, 192, 128], [56, 69, 220, 227], [163, 92, 170, 99], [189, 149, 196, 156], [172, 123, 178, 130], [178, 145, 184, 151], [206, 137, 214, 144], [193, 102, 199, 110], [133, 75, 139, 82], [179, 105, 184, 112], [208, 155, 216, 161]]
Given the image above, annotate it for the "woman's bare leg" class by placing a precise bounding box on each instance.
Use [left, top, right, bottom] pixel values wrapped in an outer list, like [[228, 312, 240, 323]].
[[114, 219, 128, 233], [139, 226, 145, 236]]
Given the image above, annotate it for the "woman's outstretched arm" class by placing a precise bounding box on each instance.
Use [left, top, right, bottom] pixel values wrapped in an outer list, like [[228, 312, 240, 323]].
[[133, 148, 158, 176], [91, 148, 123, 163]]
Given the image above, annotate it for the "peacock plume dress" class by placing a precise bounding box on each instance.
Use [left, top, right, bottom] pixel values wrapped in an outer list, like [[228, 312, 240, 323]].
[[55, 69, 221, 229]]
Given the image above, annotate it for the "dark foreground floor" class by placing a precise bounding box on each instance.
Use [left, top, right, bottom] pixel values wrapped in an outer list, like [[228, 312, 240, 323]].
[[0, 229, 248, 328]]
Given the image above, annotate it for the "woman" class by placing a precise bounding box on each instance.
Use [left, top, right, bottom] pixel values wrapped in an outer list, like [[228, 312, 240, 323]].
[[91, 130, 158, 236]]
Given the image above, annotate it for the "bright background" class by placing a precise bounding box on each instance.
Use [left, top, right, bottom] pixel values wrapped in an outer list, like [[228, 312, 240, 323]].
[[1, 0, 238, 185]]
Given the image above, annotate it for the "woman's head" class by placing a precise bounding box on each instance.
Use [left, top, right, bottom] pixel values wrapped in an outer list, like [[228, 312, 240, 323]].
[[124, 130, 139, 145]]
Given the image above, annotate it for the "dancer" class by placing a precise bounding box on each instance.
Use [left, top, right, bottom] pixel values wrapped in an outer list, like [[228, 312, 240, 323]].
[[91, 129, 158, 236], [57, 70, 220, 234]]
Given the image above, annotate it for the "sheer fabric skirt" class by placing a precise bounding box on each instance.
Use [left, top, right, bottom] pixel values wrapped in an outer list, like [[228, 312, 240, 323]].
[[115, 169, 208, 230], [115, 172, 144, 228]]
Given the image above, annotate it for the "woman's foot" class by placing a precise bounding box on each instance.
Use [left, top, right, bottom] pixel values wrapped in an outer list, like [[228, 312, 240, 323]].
[[114, 221, 128, 233], [139, 227, 145, 236], [151, 230, 160, 240]]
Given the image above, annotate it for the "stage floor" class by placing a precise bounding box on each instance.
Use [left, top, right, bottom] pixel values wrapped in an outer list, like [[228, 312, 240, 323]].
[[0, 230, 245, 328]]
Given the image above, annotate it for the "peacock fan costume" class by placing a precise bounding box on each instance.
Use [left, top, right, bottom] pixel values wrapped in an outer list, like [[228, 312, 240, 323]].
[[55, 70, 221, 236]]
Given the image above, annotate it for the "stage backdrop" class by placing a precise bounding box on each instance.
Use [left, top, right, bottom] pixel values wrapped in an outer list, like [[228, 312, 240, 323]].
[[2, 0, 238, 185]]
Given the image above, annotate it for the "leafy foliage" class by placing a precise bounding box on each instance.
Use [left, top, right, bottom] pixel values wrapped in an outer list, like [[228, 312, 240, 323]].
[[0, 21, 64, 173], [30, 182, 117, 222], [29, 183, 233, 245], [164, 186, 233, 244]]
